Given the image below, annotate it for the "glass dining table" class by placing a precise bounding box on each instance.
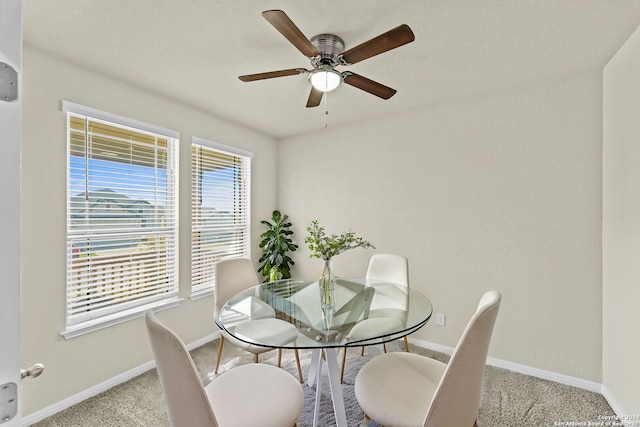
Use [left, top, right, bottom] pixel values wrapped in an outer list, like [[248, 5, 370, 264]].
[[216, 277, 433, 427]]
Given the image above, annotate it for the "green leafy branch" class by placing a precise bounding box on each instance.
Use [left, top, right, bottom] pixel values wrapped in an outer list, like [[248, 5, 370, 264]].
[[305, 220, 375, 260]]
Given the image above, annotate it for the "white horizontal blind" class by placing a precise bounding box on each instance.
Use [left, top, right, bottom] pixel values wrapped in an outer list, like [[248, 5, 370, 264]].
[[191, 140, 251, 293], [66, 112, 179, 326]]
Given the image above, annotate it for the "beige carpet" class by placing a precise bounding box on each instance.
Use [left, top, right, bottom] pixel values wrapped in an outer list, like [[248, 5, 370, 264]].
[[31, 339, 615, 427]]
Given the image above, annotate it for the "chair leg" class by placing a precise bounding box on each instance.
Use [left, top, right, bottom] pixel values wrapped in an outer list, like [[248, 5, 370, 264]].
[[403, 335, 409, 352], [360, 345, 365, 356], [215, 335, 225, 374], [277, 348, 282, 367], [253, 353, 259, 363], [340, 347, 348, 383], [382, 342, 387, 353], [294, 349, 303, 383]]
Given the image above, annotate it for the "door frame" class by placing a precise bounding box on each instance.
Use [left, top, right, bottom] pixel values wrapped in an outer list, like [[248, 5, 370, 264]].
[[0, 0, 22, 425]]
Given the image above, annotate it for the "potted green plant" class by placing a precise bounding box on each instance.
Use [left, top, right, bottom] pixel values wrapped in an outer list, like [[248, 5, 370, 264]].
[[258, 210, 298, 282]]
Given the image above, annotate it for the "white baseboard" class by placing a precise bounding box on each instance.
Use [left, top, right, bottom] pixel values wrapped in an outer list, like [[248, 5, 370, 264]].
[[601, 384, 628, 419], [185, 331, 220, 352], [21, 331, 220, 426], [385, 339, 631, 421], [22, 361, 155, 426], [410, 337, 602, 393]]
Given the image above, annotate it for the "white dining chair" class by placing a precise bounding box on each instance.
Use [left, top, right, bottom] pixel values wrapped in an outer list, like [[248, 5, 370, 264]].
[[341, 253, 410, 382], [213, 258, 303, 382], [354, 290, 502, 427], [145, 310, 304, 427]]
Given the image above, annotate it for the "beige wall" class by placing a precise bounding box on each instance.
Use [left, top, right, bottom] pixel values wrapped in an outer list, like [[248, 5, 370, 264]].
[[603, 26, 640, 416], [278, 73, 604, 381], [20, 46, 278, 415]]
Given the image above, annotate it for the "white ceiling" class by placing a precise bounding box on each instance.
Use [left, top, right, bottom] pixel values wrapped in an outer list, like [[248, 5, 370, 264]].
[[23, 0, 640, 139]]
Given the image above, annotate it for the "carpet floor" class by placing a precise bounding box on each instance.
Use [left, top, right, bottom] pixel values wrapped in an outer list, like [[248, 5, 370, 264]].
[[31, 339, 615, 427]]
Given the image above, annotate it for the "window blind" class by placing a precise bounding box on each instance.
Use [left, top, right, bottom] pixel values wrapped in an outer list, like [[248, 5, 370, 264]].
[[191, 139, 251, 294], [66, 112, 179, 328]]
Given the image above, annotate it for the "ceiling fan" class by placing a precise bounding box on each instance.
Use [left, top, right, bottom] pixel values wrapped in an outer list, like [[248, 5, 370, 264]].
[[239, 10, 415, 108]]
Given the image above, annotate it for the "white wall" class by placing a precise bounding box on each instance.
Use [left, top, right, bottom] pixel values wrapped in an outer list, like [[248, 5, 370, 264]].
[[603, 26, 640, 417], [20, 46, 278, 415], [278, 73, 604, 381]]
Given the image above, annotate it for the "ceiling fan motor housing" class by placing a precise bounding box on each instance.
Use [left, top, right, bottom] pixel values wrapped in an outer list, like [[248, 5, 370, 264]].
[[310, 34, 345, 66]]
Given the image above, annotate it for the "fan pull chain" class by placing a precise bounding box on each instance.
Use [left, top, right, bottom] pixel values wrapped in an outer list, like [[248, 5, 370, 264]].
[[324, 88, 329, 128]]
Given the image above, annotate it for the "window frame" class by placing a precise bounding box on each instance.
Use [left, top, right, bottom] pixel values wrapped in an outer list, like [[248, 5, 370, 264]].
[[62, 101, 181, 339], [190, 136, 253, 300]]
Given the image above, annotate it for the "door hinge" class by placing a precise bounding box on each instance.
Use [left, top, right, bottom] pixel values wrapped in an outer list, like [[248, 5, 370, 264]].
[[0, 383, 17, 424], [0, 62, 18, 102]]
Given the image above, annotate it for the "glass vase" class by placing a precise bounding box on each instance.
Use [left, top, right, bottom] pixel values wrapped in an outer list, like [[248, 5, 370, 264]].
[[319, 258, 336, 308]]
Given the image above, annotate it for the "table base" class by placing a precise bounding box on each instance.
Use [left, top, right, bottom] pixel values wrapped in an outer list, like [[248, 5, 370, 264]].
[[307, 348, 348, 427]]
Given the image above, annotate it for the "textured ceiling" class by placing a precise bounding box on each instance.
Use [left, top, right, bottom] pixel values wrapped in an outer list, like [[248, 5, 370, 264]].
[[23, 0, 640, 138]]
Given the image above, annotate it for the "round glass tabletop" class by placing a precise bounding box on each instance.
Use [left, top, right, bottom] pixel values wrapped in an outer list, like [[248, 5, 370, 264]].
[[217, 277, 433, 349]]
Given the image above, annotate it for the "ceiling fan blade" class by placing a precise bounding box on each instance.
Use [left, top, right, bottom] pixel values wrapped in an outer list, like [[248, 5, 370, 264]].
[[343, 73, 397, 99], [306, 87, 323, 108], [239, 68, 305, 82], [262, 10, 320, 58], [341, 24, 415, 65]]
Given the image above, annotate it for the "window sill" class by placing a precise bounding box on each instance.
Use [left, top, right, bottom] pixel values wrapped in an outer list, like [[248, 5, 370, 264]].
[[189, 287, 213, 301], [61, 296, 183, 339]]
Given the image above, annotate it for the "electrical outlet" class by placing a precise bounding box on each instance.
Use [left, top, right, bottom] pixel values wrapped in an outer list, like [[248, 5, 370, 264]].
[[435, 313, 446, 326]]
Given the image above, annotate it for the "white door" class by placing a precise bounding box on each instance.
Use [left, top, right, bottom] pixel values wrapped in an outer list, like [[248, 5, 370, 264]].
[[0, 0, 22, 425]]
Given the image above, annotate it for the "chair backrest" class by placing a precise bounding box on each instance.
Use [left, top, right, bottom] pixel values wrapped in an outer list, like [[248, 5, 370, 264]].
[[213, 258, 260, 319], [424, 290, 502, 427], [145, 311, 218, 427], [366, 254, 409, 287], [333, 286, 376, 326]]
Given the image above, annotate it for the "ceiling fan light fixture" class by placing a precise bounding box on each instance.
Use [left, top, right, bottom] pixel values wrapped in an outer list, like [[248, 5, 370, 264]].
[[309, 69, 342, 92]]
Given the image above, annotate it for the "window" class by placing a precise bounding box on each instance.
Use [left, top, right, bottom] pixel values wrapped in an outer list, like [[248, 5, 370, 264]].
[[191, 137, 252, 297], [63, 101, 180, 338]]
